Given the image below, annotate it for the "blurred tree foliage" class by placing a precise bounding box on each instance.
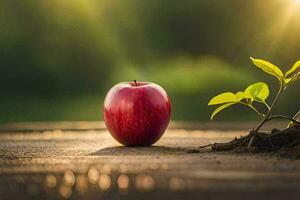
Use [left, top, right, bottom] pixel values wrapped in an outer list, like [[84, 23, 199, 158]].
[[0, 0, 299, 122]]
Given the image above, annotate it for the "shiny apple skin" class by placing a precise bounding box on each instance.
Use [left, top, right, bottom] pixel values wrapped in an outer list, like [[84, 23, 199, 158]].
[[103, 82, 171, 146]]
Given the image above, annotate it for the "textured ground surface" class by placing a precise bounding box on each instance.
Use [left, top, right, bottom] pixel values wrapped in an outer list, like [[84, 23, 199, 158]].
[[0, 121, 300, 200]]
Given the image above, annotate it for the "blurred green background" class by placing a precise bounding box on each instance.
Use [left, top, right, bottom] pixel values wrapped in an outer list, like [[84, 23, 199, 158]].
[[1, 0, 300, 123]]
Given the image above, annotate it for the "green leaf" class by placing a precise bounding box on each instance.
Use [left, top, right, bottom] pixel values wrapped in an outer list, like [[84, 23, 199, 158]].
[[208, 92, 237, 105], [210, 102, 236, 120], [235, 91, 252, 101], [235, 91, 245, 101], [285, 60, 300, 77], [285, 72, 300, 85], [250, 57, 284, 81], [244, 82, 269, 103], [284, 77, 292, 85]]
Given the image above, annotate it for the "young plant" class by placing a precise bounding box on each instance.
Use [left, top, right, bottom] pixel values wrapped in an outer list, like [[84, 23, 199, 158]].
[[208, 57, 300, 132]]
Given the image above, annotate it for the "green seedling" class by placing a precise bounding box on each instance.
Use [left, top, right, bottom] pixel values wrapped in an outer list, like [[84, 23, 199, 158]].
[[208, 57, 300, 132]]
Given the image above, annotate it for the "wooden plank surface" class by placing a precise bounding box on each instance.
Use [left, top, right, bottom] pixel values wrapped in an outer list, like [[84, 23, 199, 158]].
[[0, 121, 299, 200]]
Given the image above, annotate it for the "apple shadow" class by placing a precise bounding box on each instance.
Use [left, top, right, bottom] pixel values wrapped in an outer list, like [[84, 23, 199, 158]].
[[89, 145, 204, 156]]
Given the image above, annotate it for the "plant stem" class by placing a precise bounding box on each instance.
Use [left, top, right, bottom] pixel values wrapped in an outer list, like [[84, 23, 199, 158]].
[[254, 83, 284, 132], [249, 105, 265, 117], [265, 115, 300, 125], [239, 102, 265, 117], [263, 102, 271, 110], [293, 110, 300, 120]]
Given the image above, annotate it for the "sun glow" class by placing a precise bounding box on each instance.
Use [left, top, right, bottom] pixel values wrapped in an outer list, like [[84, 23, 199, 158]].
[[293, 0, 300, 4], [292, 0, 300, 9]]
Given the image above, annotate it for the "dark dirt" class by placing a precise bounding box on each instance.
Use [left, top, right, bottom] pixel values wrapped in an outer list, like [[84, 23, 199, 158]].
[[204, 124, 300, 158]]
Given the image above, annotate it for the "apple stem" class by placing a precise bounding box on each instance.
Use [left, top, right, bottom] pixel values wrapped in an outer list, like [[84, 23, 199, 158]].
[[134, 80, 137, 86]]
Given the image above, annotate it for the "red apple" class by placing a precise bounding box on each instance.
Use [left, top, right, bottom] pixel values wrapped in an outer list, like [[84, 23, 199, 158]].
[[103, 81, 171, 146]]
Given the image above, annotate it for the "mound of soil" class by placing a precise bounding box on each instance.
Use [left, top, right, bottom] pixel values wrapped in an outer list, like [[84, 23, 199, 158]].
[[206, 124, 300, 158]]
